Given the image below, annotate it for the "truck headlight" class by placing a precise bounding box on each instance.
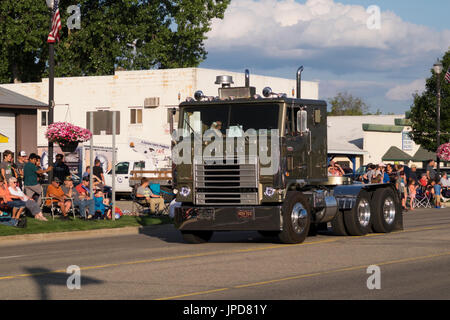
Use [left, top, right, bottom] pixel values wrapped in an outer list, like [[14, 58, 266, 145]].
[[180, 186, 191, 197], [264, 187, 276, 197]]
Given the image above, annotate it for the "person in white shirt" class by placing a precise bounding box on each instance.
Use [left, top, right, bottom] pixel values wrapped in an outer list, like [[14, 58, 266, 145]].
[[440, 172, 450, 188], [441, 172, 450, 199], [8, 177, 47, 221], [208, 121, 223, 138]]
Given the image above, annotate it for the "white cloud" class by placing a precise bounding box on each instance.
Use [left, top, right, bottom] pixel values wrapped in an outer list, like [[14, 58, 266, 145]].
[[385, 79, 426, 101], [205, 0, 450, 72]]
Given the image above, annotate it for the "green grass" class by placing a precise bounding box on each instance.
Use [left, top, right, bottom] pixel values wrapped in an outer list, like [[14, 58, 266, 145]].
[[0, 215, 173, 237]]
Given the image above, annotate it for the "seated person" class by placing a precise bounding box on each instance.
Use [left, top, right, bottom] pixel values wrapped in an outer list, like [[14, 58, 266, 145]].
[[210, 121, 223, 137], [440, 172, 450, 198], [0, 176, 25, 221], [65, 176, 95, 219], [136, 178, 165, 213], [46, 177, 71, 220], [8, 177, 47, 221], [418, 174, 428, 188], [93, 189, 111, 219]]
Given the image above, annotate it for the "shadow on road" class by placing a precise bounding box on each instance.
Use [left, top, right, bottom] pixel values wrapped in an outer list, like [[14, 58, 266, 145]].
[[137, 223, 338, 244], [24, 267, 104, 300]]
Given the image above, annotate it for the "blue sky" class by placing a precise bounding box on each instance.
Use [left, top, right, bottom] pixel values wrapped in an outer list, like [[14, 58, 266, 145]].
[[338, 0, 449, 30], [200, 0, 450, 114]]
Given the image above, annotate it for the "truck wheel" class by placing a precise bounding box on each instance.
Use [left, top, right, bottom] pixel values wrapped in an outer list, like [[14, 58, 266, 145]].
[[181, 231, 213, 244], [331, 210, 347, 236], [278, 192, 311, 244], [371, 187, 398, 233], [343, 190, 372, 236], [258, 231, 280, 238]]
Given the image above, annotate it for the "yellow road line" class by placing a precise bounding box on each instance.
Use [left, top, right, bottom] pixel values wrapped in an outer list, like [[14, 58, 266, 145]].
[[0, 224, 449, 281], [156, 251, 450, 300]]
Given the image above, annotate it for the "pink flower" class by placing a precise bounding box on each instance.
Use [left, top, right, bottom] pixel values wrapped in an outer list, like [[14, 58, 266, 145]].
[[437, 143, 450, 161], [45, 122, 92, 144]]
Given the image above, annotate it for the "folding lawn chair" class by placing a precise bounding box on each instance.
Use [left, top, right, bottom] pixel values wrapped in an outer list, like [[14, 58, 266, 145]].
[[131, 186, 151, 215], [413, 186, 432, 209]]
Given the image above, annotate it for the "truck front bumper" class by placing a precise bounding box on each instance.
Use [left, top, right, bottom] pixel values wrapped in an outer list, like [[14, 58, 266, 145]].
[[174, 205, 283, 231]]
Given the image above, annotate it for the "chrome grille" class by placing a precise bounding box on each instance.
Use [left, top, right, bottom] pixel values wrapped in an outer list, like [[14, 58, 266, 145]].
[[194, 158, 258, 205]]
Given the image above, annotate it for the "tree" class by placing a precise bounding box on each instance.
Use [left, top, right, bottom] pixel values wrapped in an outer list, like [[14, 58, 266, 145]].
[[328, 92, 370, 116], [0, 0, 230, 83], [0, 0, 49, 83], [409, 50, 450, 152]]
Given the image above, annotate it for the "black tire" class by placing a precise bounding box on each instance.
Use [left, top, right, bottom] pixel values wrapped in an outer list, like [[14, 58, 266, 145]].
[[278, 192, 311, 244], [371, 187, 398, 233], [330, 210, 348, 236], [343, 190, 372, 236], [258, 231, 280, 238], [181, 231, 213, 244]]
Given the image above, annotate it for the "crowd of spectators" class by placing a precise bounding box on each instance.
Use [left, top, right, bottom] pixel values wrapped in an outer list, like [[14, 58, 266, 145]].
[[357, 159, 449, 210], [0, 149, 113, 226]]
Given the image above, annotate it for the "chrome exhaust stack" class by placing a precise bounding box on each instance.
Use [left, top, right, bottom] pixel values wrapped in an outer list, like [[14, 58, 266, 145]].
[[296, 66, 303, 99]]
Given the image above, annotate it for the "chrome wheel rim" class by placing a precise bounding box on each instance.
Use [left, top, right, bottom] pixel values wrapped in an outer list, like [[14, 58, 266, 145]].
[[291, 203, 308, 234], [383, 197, 396, 225], [357, 198, 371, 228]]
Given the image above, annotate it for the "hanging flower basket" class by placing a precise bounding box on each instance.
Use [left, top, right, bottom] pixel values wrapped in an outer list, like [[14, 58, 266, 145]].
[[45, 122, 92, 152], [437, 142, 450, 161]]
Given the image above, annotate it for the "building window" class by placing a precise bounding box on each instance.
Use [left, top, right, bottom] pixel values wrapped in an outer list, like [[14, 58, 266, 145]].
[[130, 108, 142, 124], [41, 111, 48, 126]]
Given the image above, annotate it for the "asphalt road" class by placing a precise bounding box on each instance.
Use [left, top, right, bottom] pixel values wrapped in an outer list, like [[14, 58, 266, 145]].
[[0, 207, 449, 300]]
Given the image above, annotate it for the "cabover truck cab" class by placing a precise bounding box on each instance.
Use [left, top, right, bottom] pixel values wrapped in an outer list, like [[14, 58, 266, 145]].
[[172, 68, 403, 244]]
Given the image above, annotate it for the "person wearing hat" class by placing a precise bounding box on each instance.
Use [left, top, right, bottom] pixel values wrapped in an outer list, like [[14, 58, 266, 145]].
[[64, 176, 95, 219], [45, 177, 71, 220], [410, 164, 419, 185], [14, 151, 28, 190]]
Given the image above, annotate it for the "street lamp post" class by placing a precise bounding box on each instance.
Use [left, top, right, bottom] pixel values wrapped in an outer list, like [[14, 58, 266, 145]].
[[46, 0, 55, 181], [433, 59, 443, 179]]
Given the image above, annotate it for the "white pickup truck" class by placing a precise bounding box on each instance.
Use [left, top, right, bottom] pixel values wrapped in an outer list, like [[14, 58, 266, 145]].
[[104, 159, 172, 195]]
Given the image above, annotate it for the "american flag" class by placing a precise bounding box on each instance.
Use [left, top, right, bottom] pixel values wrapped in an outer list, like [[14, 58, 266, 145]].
[[445, 67, 450, 84], [47, 0, 62, 43]]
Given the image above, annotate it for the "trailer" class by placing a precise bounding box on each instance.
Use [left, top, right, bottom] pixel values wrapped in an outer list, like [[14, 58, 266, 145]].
[[171, 68, 403, 244]]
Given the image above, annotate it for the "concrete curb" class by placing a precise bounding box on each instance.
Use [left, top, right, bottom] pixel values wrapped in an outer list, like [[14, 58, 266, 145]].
[[0, 224, 170, 247]]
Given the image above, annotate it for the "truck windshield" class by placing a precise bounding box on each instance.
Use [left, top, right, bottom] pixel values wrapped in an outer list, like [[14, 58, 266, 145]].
[[181, 103, 280, 137]]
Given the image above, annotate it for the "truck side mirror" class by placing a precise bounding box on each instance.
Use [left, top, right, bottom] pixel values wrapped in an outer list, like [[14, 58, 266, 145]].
[[297, 110, 308, 134]]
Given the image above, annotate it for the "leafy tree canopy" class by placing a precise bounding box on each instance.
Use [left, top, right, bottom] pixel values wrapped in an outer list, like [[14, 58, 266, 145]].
[[408, 50, 450, 152], [327, 92, 370, 116], [0, 0, 230, 83]]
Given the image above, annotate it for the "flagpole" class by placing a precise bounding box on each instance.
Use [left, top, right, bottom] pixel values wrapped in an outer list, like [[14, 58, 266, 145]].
[[47, 0, 55, 182]]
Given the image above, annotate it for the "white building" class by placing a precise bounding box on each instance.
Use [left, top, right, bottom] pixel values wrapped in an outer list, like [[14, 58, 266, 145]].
[[1, 67, 319, 162]]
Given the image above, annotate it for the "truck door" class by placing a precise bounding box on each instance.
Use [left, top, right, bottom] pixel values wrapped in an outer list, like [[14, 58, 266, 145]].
[[111, 161, 130, 192], [285, 105, 308, 179]]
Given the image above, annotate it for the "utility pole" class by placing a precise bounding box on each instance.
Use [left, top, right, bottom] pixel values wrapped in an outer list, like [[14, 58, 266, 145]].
[[433, 59, 443, 178]]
